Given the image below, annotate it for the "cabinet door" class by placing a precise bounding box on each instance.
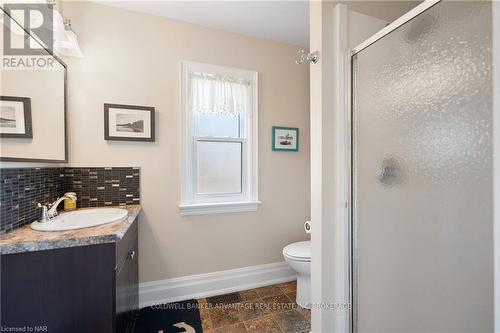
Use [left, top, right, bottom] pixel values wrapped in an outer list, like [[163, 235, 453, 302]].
[[1, 244, 115, 333], [116, 228, 138, 333], [116, 255, 132, 333]]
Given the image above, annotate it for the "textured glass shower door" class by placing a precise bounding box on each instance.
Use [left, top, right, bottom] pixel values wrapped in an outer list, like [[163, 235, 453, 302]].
[[352, 2, 493, 332]]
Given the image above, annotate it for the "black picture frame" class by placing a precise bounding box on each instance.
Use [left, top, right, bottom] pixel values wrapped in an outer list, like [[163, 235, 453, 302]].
[[0, 96, 33, 139], [104, 103, 155, 142]]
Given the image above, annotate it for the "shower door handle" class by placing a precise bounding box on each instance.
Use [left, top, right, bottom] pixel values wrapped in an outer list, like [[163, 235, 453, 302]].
[[378, 157, 402, 186]]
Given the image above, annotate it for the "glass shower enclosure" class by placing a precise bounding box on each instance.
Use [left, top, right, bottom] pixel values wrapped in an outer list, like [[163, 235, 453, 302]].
[[351, 1, 493, 332]]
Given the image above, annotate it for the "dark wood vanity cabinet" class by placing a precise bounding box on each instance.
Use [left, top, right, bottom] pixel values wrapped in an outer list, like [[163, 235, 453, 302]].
[[0, 218, 139, 333]]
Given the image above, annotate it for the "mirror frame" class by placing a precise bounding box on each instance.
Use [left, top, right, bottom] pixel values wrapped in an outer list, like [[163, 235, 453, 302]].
[[0, 8, 68, 163]]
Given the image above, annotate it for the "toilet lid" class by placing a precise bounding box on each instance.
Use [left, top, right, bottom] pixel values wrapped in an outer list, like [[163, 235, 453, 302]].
[[283, 241, 310, 260]]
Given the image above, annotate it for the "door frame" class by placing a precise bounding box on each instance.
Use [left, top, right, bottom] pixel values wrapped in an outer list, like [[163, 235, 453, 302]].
[[313, 1, 498, 331], [310, 2, 443, 332]]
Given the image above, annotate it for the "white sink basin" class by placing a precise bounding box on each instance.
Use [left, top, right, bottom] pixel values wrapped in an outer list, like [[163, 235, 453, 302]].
[[30, 208, 128, 232]]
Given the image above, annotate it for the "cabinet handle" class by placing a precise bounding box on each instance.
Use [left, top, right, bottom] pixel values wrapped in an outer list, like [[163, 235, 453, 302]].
[[127, 250, 135, 260]]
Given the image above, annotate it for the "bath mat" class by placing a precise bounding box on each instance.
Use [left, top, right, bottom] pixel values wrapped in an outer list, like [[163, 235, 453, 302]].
[[134, 299, 203, 333]]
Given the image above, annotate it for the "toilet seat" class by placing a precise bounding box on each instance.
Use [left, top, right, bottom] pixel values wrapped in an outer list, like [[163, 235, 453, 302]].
[[283, 241, 310, 262]]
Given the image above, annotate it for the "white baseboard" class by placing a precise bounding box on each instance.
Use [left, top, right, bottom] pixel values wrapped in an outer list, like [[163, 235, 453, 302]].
[[139, 261, 296, 308]]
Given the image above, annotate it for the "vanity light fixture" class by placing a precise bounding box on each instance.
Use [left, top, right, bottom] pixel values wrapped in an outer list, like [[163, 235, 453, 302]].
[[54, 18, 83, 58], [49, 0, 83, 57], [0, 2, 83, 58]]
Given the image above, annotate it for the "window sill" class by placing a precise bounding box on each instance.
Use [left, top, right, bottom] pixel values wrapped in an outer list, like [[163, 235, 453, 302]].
[[179, 201, 261, 216]]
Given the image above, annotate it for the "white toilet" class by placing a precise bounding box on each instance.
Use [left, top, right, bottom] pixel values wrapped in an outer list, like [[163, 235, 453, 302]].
[[283, 240, 311, 308]]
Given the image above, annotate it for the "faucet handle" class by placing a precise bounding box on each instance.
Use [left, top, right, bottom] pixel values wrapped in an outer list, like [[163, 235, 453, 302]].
[[38, 201, 53, 209]]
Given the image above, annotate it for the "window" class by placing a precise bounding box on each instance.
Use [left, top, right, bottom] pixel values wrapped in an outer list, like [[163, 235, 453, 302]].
[[180, 62, 259, 215]]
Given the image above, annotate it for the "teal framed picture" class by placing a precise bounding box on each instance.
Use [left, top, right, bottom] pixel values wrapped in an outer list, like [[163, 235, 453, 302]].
[[272, 126, 299, 152]]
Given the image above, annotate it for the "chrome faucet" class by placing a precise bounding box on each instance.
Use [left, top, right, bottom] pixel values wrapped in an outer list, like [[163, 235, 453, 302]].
[[37, 192, 77, 222], [37, 203, 50, 223]]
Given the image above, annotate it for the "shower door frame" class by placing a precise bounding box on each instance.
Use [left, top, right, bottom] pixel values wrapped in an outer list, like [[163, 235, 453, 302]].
[[493, 1, 500, 330], [345, 0, 500, 332]]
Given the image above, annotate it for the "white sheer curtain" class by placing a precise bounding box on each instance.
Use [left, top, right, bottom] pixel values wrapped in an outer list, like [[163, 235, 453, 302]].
[[190, 71, 250, 116]]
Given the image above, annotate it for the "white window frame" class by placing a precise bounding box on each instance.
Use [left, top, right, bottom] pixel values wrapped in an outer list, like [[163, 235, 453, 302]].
[[180, 61, 260, 216]]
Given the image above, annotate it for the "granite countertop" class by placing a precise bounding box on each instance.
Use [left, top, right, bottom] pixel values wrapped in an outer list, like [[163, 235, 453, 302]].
[[0, 205, 141, 255]]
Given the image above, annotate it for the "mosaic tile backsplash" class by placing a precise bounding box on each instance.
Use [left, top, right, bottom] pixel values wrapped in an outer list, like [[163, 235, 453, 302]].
[[0, 168, 66, 233], [0, 167, 140, 233], [64, 167, 140, 208]]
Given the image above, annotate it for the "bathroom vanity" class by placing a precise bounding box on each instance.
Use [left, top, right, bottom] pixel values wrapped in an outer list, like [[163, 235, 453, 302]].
[[0, 206, 141, 333]]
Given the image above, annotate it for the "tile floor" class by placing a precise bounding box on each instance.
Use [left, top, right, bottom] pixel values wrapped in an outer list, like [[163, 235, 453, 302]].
[[197, 281, 311, 333]]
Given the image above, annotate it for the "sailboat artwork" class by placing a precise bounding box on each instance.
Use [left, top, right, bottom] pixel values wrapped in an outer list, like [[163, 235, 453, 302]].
[[272, 126, 299, 152]]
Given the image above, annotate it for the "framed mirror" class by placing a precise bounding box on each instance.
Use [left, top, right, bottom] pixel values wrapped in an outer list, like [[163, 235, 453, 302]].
[[0, 9, 67, 162]]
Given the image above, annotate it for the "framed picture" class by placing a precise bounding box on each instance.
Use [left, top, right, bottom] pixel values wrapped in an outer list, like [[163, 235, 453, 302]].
[[0, 96, 32, 138], [104, 103, 155, 142], [272, 126, 299, 152]]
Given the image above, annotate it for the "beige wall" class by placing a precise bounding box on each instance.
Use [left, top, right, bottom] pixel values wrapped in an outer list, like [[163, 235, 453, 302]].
[[58, 1, 310, 282]]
